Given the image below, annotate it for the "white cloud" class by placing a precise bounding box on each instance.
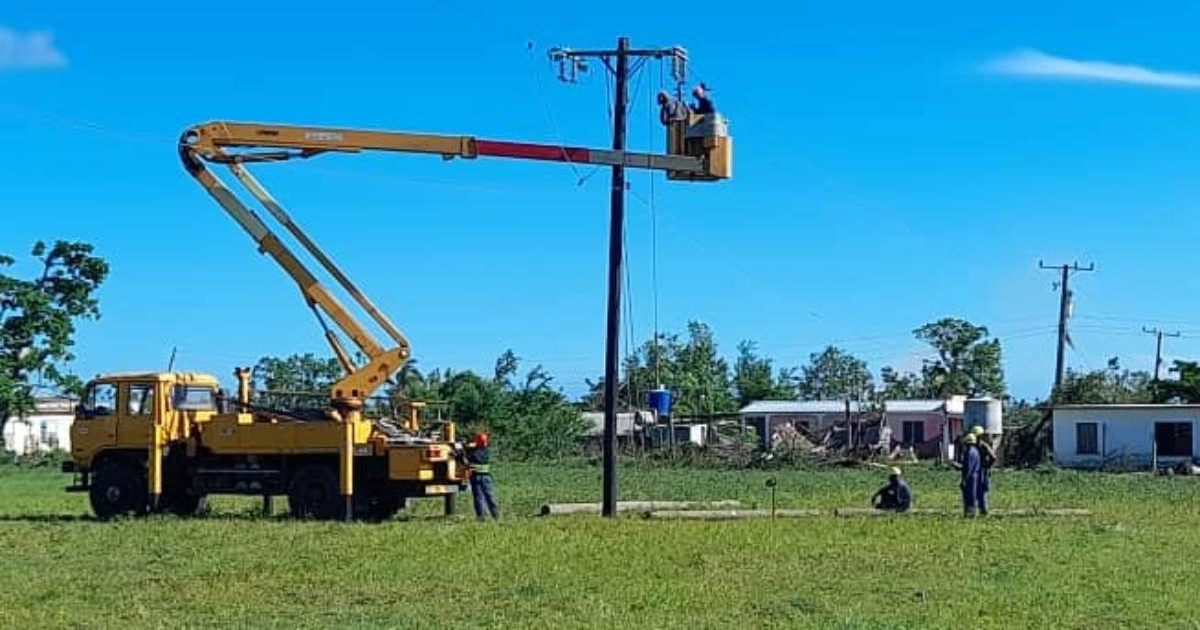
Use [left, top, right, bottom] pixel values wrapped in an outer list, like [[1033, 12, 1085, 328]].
[[982, 48, 1200, 89], [0, 27, 67, 70]]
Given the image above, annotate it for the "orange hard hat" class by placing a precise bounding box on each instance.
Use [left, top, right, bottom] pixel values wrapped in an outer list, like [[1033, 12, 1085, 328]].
[[475, 431, 490, 447]]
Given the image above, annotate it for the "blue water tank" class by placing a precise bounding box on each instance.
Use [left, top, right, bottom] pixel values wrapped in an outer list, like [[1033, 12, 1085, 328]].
[[648, 387, 672, 418]]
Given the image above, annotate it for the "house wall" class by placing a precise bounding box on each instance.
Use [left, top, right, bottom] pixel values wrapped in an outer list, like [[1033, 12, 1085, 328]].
[[3, 413, 73, 456], [1053, 407, 1200, 468], [885, 412, 944, 446]]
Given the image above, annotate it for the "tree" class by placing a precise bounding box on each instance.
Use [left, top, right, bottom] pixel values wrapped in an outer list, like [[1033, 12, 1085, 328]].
[[879, 365, 929, 400], [912, 318, 1005, 398], [1, 241, 108, 446], [1150, 360, 1200, 403], [1051, 357, 1152, 405], [733, 341, 796, 406], [618, 321, 738, 415], [251, 353, 344, 393], [388, 350, 587, 459], [798, 345, 873, 400]]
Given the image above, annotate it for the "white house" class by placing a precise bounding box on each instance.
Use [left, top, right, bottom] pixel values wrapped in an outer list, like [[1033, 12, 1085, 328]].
[[739, 400, 864, 449], [3, 396, 76, 456], [1053, 404, 1200, 469]]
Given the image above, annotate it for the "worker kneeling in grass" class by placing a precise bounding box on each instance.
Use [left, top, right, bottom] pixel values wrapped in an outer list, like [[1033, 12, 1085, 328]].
[[871, 467, 912, 512], [467, 430, 500, 521]]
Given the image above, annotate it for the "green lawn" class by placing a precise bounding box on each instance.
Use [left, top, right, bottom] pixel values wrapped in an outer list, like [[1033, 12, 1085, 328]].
[[1, 461, 1198, 629]]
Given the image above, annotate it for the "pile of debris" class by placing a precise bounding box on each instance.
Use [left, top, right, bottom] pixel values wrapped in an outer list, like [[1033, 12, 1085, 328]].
[[766, 416, 909, 466]]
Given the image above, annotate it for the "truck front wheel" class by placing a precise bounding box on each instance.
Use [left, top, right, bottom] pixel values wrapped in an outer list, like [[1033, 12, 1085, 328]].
[[288, 464, 341, 520], [89, 462, 148, 520]]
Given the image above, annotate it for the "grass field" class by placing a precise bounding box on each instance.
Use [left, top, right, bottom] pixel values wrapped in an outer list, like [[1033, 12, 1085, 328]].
[[2, 460, 1199, 629]]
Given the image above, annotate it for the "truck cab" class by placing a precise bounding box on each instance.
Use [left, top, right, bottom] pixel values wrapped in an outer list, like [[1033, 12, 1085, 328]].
[[70, 372, 219, 469], [65, 373, 220, 518]]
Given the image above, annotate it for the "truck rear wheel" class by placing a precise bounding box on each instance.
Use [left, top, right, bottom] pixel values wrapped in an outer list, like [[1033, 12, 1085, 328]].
[[288, 464, 341, 520], [89, 462, 148, 520]]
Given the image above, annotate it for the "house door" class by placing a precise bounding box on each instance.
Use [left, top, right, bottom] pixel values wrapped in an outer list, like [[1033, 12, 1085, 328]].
[[1154, 422, 1194, 458]]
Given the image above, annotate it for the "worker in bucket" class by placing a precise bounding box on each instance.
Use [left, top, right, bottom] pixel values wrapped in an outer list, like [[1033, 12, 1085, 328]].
[[690, 83, 715, 115], [960, 433, 986, 517], [870, 466, 912, 512], [657, 90, 690, 125], [466, 430, 500, 521]]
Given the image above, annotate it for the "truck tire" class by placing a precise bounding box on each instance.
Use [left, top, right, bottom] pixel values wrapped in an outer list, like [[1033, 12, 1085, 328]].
[[288, 464, 341, 520], [89, 462, 148, 520]]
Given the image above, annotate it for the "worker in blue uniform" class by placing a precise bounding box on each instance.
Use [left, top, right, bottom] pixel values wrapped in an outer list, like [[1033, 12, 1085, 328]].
[[960, 433, 984, 517], [466, 430, 499, 521], [871, 466, 912, 512], [971, 426, 995, 516], [691, 83, 715, 115]]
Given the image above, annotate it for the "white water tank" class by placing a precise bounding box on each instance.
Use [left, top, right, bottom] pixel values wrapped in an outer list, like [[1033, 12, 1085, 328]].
[[964, 397, 1003, 435]]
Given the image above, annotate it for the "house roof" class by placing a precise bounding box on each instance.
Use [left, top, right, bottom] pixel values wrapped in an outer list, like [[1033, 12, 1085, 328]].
[[740, 400, 862, 414], [884, 400, 946, 413]]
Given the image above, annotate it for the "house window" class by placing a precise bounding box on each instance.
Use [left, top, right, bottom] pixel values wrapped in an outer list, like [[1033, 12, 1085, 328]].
[[901, 421, 924, 445], [1076, 422, 1099, 455], [1155, 422, 1194, 458]]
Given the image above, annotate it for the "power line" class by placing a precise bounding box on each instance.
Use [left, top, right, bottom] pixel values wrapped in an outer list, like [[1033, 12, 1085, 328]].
[[548, 38, 691, 519], [1143, 326, 1182, 381], [1038, 260, 1095, 391]]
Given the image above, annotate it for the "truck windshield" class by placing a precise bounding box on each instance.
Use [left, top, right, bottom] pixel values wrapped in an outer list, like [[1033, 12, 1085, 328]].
[[173, 385, 217, 411]]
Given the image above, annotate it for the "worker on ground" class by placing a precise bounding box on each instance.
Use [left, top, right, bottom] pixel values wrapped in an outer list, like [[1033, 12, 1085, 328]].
[[870, 466, 912, 512], [691, 83, 715, 115], [971, 426, 995, 515], [657, 90, 690, 125], [960, 433, 984, 517], [466, 430, 499, 521]]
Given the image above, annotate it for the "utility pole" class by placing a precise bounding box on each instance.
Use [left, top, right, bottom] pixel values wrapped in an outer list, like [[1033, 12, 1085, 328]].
[[549, 39, 690, 518], [1039, 261, 1094, 390], [1142, 327, 1181, 381]]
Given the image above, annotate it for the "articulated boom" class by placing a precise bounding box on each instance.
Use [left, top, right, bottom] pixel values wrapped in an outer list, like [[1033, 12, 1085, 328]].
[[178, 117, 731, 403]]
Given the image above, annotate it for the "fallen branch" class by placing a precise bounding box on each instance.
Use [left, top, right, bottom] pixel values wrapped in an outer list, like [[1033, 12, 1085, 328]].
[[643, 509, 821, 520], [539, 500, 744, 516]]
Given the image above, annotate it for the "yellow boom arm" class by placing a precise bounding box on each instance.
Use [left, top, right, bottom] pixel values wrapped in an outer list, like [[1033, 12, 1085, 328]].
[[178, 119, 731, 403]]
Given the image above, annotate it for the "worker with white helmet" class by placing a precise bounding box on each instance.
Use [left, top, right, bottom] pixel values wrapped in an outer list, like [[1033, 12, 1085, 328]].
[[871, 466, 912, 512]]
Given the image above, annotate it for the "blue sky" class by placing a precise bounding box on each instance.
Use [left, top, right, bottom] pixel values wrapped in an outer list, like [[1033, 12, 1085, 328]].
[[6, 0, 1200, 401]]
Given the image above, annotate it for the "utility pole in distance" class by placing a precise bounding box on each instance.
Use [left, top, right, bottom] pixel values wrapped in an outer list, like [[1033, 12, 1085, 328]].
[[1142, 326, 1181, 381], [1039, 261, 1094, 391], [549, 39, 690, 518]]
